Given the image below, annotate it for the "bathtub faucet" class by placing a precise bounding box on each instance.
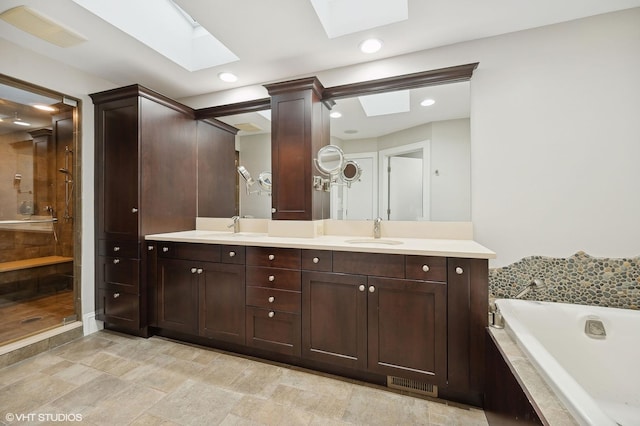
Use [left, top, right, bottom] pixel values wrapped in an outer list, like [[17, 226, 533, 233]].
[[514, 279, 546, 299]]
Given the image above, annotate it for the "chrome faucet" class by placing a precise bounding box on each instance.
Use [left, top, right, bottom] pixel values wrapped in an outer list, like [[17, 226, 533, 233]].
[[373, 217, 382, 239], [514, 279, 546, 299], [227, 216, 240, 233]]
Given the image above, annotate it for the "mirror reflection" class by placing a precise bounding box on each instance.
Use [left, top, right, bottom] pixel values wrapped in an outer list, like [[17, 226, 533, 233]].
[[217, 110, 272, 218], [329, 81, 470, 221], [217, 80, 470, 221]]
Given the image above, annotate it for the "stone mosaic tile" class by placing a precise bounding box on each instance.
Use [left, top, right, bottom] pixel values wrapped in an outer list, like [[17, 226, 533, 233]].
[[489, 251, 640, 309]]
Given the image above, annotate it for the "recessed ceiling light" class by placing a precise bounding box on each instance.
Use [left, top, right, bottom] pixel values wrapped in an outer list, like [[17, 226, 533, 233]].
[[218, 72, 238, 82], [13, 120, 31, 126], [33, 104, 56, 112], [359, 38, 383, 54], [420, 99, 436, 107], [330, 111, 342, 118]]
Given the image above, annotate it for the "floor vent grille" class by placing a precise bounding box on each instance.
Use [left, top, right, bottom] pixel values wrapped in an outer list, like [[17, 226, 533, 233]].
[[387, 376, 438, 398]]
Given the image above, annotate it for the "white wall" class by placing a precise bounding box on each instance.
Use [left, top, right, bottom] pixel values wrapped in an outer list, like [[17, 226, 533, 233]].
[[430, 119, 471, 221], [0, 39, 117, 334]]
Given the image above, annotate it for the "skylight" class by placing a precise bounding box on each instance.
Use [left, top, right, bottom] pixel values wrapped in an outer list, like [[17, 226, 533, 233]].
[[358, 90, 410, 117], [310, 0, 408, 38], [72, 0, 238, 72]]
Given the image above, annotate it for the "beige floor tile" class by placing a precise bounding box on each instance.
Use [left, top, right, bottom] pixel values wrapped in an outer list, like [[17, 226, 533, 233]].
[[121, 362, 189, 393], [0, 372, 76, 414], [82, 382, 166, 425], [129, 412, 181, 426], [49, 362, 104, 386], [342, 386, 431, 425], [83, 351, 142, 377], [46, 373, 126, 414], [0, 352, 67, 387], [147, 379, 243, 425]]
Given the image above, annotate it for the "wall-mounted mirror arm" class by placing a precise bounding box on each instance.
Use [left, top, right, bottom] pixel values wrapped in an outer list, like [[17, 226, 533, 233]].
[[238, 166, 271, 196]]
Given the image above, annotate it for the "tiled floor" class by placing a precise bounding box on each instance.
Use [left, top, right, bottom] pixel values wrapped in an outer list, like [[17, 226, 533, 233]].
[[0, 331, 488, 425]]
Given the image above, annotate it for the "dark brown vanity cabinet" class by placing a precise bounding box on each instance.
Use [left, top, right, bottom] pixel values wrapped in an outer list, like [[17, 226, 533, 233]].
[[92, 85, 237, 334], [302, 253, 447, 384], [156, 242, 246, 343], [245, 247, 302, 356], [265, 77, 331, 221]]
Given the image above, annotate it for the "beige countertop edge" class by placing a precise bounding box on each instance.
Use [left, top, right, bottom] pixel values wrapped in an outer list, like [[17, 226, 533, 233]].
[[144, 231, 496, 259], [488, 327, 578, 426]]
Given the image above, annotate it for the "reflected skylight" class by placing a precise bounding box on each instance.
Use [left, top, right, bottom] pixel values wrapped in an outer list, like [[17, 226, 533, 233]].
[[72, 0, 238, 72], [358, 90, 410, 117]]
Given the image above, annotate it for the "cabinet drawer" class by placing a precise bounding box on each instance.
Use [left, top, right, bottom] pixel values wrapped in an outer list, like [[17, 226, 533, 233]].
[[246, 247, 300, 269], [99, 240, 139, 259], [220, 245, 245, 265], [158, 242, 221, 262], [246, 267, 301, 291], [246, 286, 300, 313], [333, 251, 404, 278], [246, 307, 301, 356], [301, 249, 332, 271], [100, 256, 139, 293], [405, 256, 447, 282], [100, 288, 140, 329]]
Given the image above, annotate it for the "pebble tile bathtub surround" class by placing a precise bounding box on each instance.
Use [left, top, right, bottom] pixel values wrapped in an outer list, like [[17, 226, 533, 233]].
[[489, 251, 640, 309]]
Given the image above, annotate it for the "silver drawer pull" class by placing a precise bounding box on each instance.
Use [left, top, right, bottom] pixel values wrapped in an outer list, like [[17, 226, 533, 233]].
[[455, 266, 464, 275], [113, 258, 120, 264], [113, 292, 120, 298], [312, 257, 319, 264], [359, 285, 365, 292], [369, 285, 375, 293], [268, 311, 275, 318], [268, 296, 275, 303], [131, 207, 138, 213], [268, 254, 275, 261], [422, 264, 430, 272], [197, 268, 203, 274], [148, 245, 154, 251], [113, 246, 120, 252], [162, 247, 169, 252], [268, 275, 275, 282], [229, 251, 236, 257], [191, 267, 197, 274]]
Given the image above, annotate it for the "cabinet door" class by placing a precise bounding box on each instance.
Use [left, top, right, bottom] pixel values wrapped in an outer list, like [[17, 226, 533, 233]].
[[199, 263, 245, 344], [157, 258, 198, 334], [97, 98, 139, 240], [367, 277, 447, 384], [246, 307, 301, 356], [301, 271, 367, 370], [99, 288, 140, 329]]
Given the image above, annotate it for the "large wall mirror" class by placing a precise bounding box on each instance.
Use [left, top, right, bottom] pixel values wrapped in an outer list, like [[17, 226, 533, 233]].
[[203, 63, 477, 221]]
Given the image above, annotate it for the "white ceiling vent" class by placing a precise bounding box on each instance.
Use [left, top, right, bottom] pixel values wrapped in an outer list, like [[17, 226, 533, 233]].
[[0, 6, 87, 48]]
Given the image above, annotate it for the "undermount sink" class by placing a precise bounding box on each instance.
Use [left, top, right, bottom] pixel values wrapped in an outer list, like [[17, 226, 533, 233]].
[[345, 238, 403, 245]]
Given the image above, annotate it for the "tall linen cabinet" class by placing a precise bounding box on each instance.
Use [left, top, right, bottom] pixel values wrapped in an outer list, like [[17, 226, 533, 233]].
[[91, 85, 198, 336]]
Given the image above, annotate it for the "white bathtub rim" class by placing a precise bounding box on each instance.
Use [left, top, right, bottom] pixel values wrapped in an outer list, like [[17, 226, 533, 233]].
[[496, 299, 619, 426]]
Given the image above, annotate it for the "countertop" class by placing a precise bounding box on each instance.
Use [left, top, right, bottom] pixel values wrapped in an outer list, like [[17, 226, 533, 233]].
[[145, 230, 496, 259]]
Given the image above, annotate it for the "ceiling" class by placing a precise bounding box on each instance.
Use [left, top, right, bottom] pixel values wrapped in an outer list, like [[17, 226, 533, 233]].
[[1, 0, 639, 101]]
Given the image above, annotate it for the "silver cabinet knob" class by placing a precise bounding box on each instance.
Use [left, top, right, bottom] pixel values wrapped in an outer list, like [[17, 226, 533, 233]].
[[368, 285, 375, 293], [268, 311, 275, 318], [162, 247, 169, 252], [191, 267, 197, 274], [112, 258, 120, 264], [268, 275, 275, 282], [197, 268, 203, 274], [271, 208, 276, 213], [268, 296, 275, 303], [229, 251, 236, 257], [148, 245, 154, 251], [359, 285, 365, 292], [268, 254, 275, 261], [131, 207, 138, 213], [113, 292, 120, 298], [113, 246, 120, 252], [312, 257, 319, 264], [422, 265, 430, 272], [455, 266, 464, 275]]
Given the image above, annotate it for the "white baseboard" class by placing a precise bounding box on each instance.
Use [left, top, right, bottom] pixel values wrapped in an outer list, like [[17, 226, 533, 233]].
[[82, 312, 103, 335]]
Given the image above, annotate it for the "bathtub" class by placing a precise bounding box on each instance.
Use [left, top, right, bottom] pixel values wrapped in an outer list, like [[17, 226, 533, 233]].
[[495, 299, 640, 426]]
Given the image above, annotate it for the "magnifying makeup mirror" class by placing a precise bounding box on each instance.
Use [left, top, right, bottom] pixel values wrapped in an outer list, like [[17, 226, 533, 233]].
[[315, 145, 345, 176], [257, 171, 272, 192], [238, 165, 271, 195], [237, 166, 255, 186], [341, 160, 362, 187]]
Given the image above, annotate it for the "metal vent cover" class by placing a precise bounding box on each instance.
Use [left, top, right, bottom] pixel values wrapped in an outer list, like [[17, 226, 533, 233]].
[[387, 376, 438, 398]]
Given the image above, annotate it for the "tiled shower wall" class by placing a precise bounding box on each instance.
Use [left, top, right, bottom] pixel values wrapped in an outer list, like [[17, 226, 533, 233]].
[[489, 251, 640, 310]]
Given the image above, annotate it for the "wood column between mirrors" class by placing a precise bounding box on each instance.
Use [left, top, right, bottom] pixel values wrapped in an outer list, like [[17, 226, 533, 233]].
[[265, 77, 332, 221]]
